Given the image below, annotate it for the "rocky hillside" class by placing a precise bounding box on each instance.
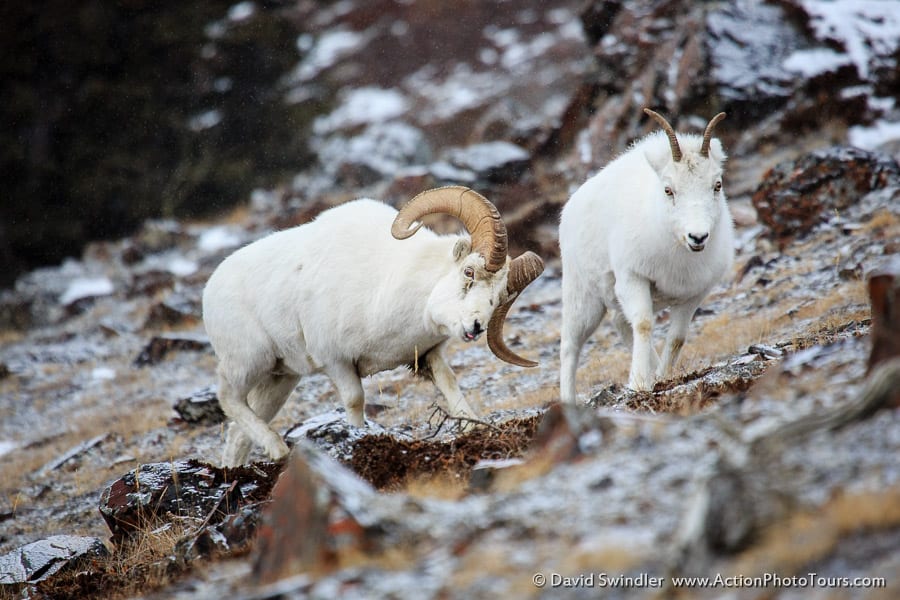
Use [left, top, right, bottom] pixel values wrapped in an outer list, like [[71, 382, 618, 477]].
[[1, 1, 899, 598]]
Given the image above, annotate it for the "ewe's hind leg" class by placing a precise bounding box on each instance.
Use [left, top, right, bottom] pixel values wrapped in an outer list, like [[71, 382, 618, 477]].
[[220, 371, 296, 466], [560, 290, 607, 404], [326, 363, 366, 427]]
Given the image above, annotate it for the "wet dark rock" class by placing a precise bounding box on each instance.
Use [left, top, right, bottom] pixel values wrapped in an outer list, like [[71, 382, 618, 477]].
[[383, 169, 438, 206], [133, 333, 211, 366], [173, 387, 226, 426], [752, 147, 900, 246], [0, 291, 32, 331], [286, 410, 373, 463], [0, 535, 107, 584], [175, 503, 264, 563], [143, 293, 201, 330], [128, 270, 175, 299], [748, 344, 784, 360], [579, 0, 623, 47], [99, 459, 283, 542]]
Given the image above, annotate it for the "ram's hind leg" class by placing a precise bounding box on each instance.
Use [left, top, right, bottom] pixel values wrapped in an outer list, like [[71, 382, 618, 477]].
[[220, 371, 297, 466]]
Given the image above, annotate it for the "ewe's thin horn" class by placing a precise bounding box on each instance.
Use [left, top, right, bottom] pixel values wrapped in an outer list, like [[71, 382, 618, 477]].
[[643, 108, 682, 163], [700, 112, 727, 158], [487, 251, 544, 367], [391, 186, 508, 272]]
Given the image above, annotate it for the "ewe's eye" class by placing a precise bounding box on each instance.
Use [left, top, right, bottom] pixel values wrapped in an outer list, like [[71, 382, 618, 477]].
[[714, 180, 722, 192], [664, 186, 674, 198], [464, 267, 475, 279]]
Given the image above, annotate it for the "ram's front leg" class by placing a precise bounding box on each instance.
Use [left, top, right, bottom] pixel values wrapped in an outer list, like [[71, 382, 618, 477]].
[[615, 272, 657, 392], [425, 342, 478, 421]]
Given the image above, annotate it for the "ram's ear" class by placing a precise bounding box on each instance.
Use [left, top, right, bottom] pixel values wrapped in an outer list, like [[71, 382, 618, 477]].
[[452, 237, 472, 262], [644, 144, 671, 175], [706, 138, 727, 163]]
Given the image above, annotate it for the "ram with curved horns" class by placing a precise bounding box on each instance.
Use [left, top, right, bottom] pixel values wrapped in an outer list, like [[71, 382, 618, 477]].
[[203, 186, 544, 466]]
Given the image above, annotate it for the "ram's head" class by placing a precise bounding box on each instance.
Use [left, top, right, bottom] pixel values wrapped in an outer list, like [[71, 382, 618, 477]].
[[392, 186, 544, 367]]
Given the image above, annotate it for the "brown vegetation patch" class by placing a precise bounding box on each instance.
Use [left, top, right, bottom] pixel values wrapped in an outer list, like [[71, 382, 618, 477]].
[[346, 415, 542, 490]]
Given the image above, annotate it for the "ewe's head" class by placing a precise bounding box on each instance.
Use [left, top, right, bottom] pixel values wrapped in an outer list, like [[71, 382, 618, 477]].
[[392, 186, 544, 367], [643, 109, 727, 253]]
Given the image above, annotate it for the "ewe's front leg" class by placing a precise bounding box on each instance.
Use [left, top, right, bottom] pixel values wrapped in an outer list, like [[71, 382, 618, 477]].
[[425, 342, 478, 420], [615, 273, 657, 392], [658, 300, 701, 378]]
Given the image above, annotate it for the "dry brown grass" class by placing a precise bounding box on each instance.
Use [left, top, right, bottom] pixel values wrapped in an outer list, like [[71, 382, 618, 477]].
[[0, 517, 204, 600], [862, 207, 900, 232], [729, 485, 900, 580]]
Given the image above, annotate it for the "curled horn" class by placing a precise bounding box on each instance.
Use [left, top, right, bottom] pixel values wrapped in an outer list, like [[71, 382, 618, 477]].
[[486, 251, 544, 367], [643, 108, 682, 163], [700, 112, 727, 158], [391, 186, 507, 272]]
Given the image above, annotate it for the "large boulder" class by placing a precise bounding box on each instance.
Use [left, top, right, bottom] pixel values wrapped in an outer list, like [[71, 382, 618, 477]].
[[752, 146, 900, 245]]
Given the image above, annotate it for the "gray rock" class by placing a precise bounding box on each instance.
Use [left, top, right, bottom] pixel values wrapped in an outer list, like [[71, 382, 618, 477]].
[[0, 535, 107, 584]]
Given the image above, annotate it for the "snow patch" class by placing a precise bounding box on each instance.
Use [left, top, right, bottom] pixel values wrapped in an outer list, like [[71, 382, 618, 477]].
[[91, 367, 116, 381], [198, 226, 242, 253], [783, 47, 852, 77], [292, 28, 371, 82], [800, 0, 900, 80], [313, 87, 409, 134], [0, 440, 16, 458], [227, 2, 256, 22], [167, 256, 198, 277], [848, 119, 900, 150], [60, 277, 114, 306], [187, 109, 223, 132]]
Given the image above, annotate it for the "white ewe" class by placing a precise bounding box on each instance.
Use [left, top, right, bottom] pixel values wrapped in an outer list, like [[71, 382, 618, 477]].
[[559, 109, 734, 401], [202, 186, 543, 465]]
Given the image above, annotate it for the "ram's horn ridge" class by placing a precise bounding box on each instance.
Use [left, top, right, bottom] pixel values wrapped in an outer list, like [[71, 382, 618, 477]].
[[391, 186, 508, 272], [487, 251, 544, 367]]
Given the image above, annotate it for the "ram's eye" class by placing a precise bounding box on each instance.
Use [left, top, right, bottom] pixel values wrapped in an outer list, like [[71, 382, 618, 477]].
[[664, 186, 674, 197], [714, 180, 722, 192], [464, 267, 475, 279]]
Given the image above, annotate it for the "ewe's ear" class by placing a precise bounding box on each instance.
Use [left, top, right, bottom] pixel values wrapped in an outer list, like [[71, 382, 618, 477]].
[[707, 138, 727, 163], [644, 143, 671, 174], [452, 238, 472, 262]]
